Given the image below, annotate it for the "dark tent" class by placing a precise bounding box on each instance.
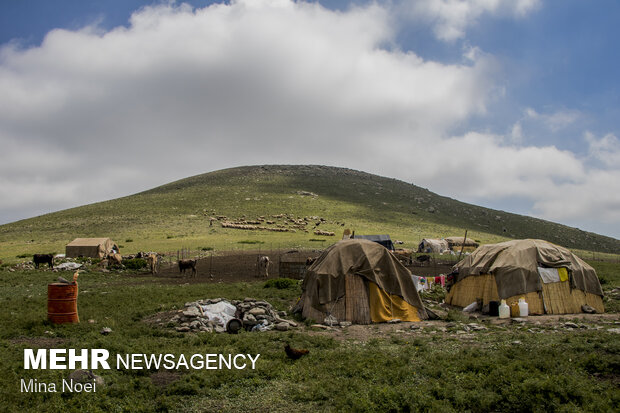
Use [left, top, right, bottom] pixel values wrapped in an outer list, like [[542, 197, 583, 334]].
[[352, 234, 395, 251]]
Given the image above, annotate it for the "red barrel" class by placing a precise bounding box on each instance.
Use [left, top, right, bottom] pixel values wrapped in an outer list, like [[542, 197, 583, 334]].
[[47, 283, 79, 323]]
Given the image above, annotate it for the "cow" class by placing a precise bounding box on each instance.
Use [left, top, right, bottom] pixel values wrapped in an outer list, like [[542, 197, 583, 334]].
[[178, 259, 197, 277], [107, 253, 123, 267], [258, 255, 270, 278], [147, 253, 158, 275], [33, 254, 54, 269]]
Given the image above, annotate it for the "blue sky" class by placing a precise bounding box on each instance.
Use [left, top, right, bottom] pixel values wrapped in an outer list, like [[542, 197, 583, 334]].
[[0, 0, 619, 238]]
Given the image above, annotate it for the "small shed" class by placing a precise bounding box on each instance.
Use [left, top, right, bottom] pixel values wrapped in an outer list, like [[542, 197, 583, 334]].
[[66, 238, 119, 258]]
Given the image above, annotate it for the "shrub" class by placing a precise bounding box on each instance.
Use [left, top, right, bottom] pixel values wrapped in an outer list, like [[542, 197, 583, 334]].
[[16, 253, 30, 258], [125, 239, 133, 242], [238, 240, 264, 245], [124, 258, 147, 270], [264, 278, 299, 289]]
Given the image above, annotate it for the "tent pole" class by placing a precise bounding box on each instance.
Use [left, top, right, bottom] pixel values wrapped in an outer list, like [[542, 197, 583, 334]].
[[458, 230, 468, 260]]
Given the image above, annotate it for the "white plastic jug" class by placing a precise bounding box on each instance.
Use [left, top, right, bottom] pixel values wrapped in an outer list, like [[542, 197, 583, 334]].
[[518, 298, 529, 317], [499, 299, 510, 319]]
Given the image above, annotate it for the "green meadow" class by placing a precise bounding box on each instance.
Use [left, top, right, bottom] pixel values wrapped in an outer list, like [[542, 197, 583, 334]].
[[1, 266, 619, 412]]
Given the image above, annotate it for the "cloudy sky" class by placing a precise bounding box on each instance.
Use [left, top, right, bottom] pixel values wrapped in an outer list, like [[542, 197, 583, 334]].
[[1, 0, 619, 238]]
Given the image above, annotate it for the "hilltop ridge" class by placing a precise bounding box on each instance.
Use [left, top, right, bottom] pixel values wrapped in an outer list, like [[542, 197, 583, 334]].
[[0, 165, 618, 259]]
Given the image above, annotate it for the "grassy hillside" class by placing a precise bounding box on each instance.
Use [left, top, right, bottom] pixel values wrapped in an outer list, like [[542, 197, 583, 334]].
[[0, 165, 618, 261]]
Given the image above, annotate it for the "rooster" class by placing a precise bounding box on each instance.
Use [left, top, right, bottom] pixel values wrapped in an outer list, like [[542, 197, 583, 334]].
[[284, 343, 309, 360]]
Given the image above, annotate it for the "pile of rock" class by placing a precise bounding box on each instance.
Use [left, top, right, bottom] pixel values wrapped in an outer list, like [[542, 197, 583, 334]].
[[170, 298, 297, 333]]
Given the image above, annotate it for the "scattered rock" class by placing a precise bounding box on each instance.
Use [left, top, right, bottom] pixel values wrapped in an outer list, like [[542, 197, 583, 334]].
[[166, 297, 296, 334], [581, 305, 597, 314], [563, 322, 579, 329], [275, 322, 289, 331], [511, 318, 527, 324], [248, 307, 266, 316], [339, 321, 352, 327], [607, 328, 620, 334], [387, 319, 402, 324], [183, 307, 201, 317], [87, 319, 96, 324], [324, 315, 338, 326], [100, 327, 112, 335]]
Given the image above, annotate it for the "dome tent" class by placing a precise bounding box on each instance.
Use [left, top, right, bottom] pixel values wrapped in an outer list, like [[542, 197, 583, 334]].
[[446, 239, 604, 314], [297, 239, 427, 324]]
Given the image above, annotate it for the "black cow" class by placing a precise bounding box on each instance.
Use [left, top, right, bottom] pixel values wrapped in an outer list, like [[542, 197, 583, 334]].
[[178, 259, 197, 277], [33, 254, 54, 269]]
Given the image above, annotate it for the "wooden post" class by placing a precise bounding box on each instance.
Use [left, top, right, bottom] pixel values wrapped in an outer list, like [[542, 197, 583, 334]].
[[458, 230, 468, 261]]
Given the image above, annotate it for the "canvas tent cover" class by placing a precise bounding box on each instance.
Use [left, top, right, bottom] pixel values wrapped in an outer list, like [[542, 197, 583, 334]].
[[453, 239, 603, 299], [66, 238, 118, 258], [445, 237, 479, 247], [418, 238, 449, 253], [300, 239, 427, 320]]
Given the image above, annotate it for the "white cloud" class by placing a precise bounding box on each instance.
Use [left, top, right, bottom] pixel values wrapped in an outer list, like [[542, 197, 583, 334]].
[[0, 0, 617, 238], [402, 0, 541, 41], [525, 107, 580, 132], [585, 131, 620, 168]]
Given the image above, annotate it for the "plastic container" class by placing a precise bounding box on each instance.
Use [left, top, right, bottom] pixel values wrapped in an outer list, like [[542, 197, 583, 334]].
[[489, 301, 500, 317], [510, 301, 520, 317], [499, 300, 510, 319], [518, 297, 529, 317]]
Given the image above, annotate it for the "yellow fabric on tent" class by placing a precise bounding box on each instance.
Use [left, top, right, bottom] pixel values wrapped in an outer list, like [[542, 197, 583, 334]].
[[368, 282, 420, 322], [558, 267, 569, 282]]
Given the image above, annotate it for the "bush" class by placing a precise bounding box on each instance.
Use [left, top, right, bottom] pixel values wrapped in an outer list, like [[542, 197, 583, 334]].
[[238, 240, 264, 245], [264, 278, 299, 289], [124, 258, 147, 270], [125, 239, 133, 242], [16, 253, 30, 258]]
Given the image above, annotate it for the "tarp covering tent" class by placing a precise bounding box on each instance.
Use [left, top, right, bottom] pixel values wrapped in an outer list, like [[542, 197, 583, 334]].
[[446, 239, 604, 314], [417, 238, 449, 254], [352, 234, 395, 251], [297, 239, 427, 324], [444, 237, 479, 251], [66, 238, 119, 258]]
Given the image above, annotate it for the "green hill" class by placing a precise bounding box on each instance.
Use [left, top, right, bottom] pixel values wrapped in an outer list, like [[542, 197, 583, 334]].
[[0, 165, 618, 261]]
